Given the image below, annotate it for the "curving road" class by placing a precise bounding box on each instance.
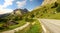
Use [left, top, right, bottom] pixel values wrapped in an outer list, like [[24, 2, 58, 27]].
[[38, 19, 60, 33], [0, 22, 30, 33]]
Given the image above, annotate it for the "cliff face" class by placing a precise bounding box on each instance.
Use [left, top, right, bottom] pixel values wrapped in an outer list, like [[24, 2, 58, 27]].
[[41, 0, 57, 5], [34, 0, 58, 10]]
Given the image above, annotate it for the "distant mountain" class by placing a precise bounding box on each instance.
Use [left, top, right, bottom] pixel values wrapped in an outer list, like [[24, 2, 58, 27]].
[[0, 8, 29, 18], [13, 8, 29, 16], [0, 13, 10, 18]]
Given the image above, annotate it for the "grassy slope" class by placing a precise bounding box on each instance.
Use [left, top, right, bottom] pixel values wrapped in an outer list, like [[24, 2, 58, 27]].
[[15, 20, 42, 33], [0, 20, 26, 32], [25, 20, 42, 33], [0, 14, 26, 32], [27, 0, 60, 19]]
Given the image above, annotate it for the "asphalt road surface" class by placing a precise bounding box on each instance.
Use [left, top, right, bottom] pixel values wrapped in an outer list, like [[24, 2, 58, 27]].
[[38, 19, 60, 33]]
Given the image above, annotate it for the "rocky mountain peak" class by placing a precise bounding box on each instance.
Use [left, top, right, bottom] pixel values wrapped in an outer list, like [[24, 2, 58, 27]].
[[13, 8, 29, 16]]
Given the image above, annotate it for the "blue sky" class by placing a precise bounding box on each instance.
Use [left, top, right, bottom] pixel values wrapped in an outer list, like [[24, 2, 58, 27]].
[[0, 0, 43, 14]]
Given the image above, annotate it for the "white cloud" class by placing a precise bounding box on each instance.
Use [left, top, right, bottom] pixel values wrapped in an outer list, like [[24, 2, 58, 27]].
[[0, 9, 13, 14], [0, 5, 3, 9], [3, 0, 14, 8], [0, 0, 14, 14], [16, 0, 26, 8], [16, 0, 33, 8]]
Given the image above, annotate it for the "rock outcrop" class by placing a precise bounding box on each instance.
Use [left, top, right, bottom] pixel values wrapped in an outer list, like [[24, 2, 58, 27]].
[[41, 0, 57, 6]]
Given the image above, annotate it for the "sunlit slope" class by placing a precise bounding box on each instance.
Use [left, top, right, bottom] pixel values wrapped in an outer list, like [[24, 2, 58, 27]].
[[28, 0, 60, 19]]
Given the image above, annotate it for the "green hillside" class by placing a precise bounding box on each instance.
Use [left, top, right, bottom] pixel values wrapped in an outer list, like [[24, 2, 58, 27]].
[[0, 9, 29, 32], [26, 0, 60, 19]]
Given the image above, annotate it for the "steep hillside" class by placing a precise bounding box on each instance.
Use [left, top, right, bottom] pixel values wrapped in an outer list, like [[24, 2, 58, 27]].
[[27, 0, 60, 19]]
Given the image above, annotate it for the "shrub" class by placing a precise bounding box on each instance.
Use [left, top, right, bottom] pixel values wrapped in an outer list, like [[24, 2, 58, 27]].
[[56, 5, 60, 12], [51, 2, 58, 8]]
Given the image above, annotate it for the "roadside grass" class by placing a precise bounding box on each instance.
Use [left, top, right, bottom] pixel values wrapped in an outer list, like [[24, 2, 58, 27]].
[[47, 13, 60, 19], [9, 20, 26, 29], [15, 20, 42, 33], [25, 20, 42, 33], [39, 13, 60, 20], [0, 20, 26, 32]]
